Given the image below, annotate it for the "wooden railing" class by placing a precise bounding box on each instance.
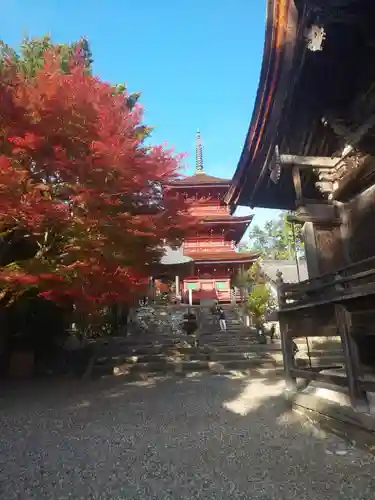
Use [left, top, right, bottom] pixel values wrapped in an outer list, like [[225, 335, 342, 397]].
[[275, 256, 375, 413], [278, 256, 375, 310], [182, 288, 241, 304]]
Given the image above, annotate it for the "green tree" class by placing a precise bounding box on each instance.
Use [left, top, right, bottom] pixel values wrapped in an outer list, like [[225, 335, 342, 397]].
[[0, 35, 93, 77], [245, 261, 276, 326], [246, 283, 274, 327], [240, 213, 304, 260]]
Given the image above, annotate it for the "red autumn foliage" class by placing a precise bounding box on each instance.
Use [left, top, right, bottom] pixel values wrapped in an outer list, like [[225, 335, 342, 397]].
[[0, 50, 195, 309]]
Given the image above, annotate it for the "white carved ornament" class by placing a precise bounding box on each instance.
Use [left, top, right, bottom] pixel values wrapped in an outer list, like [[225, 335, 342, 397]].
[[305, 25, 326, 52]]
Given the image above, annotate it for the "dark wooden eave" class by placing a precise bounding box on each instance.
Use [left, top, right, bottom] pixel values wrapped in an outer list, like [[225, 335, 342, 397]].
[[225, 0, 301, 211], [227, 0, 375, 211]]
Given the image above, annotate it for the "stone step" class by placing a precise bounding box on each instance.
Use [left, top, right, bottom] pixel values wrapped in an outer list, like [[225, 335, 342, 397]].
[[266, 352, 344, 367], [296, 357, 344, 368], [294, 338, 341, 347], [95, 349, 344, 377], [200, 336, 258, 342], [107, 344, 344, 359], [96, 350, 279, 365], [101, 344, 283, 359], [297, 349, 343, 357], [196, 352, 270, 362], [207, 343, 282, 352], [95, 358, 281, 377], [98, 365, 285, 379], [96, 348, 205, 365], [202, 334, 257, 338], [114, 345, 211, 356], [100, 337, 202, 349], [202, 341, 258, 347], [100, 339, 180, 349]]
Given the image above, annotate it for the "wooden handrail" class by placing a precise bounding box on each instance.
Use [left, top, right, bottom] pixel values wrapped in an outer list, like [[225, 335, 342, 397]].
[[279, 257, 375, 309], [282, 255, 375, 292]]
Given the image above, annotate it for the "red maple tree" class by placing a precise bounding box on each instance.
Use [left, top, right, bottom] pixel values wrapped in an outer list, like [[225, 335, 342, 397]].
[[0, 50, 194, 309]]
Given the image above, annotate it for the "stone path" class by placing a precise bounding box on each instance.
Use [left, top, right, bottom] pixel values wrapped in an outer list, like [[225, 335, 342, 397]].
[[0, 373, 374, 499]]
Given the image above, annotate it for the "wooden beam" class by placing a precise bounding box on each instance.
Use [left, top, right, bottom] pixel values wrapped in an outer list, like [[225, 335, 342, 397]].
[[287, 214, 341, 225], [280, 154, 339, 168]]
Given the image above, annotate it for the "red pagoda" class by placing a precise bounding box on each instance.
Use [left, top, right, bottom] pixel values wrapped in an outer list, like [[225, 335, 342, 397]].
[[164, 131, 258, 303]]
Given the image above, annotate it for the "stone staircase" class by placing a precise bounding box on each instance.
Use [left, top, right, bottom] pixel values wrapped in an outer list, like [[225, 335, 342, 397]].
[[92, 305, 345, 379], [294, 337, 345, 370]]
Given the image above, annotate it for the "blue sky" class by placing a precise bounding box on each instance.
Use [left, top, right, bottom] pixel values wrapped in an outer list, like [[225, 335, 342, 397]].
[[3, 0, 280, 240]]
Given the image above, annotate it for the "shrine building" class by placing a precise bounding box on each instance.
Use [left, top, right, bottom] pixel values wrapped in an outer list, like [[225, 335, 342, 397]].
[[226, 0, 375, 414]]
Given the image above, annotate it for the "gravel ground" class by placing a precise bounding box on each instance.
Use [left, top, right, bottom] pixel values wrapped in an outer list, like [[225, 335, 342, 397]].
[[0, 372, 374, 499]]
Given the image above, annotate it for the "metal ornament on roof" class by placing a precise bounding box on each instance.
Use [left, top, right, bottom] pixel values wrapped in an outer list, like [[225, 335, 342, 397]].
[[305, 25, 326, 52], [195, 129, 204, 173]]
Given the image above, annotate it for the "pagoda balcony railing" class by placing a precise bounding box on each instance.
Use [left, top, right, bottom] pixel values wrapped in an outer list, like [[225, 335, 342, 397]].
[[184, 244, 235, 253], [189, 206, 229, 215], [279, 256, 375, 311], [185, 248, 235, 254], [184, 240, 232, 246]]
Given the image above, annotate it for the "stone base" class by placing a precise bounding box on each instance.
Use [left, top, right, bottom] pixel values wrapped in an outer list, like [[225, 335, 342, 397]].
[[293, 382, 375, 433]]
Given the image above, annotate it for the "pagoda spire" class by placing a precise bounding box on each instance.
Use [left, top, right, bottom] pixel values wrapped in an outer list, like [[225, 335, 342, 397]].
[[195, 129, 204, 174]]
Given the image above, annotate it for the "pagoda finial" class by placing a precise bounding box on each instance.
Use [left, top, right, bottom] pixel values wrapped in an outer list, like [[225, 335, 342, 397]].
[[195, 129, 204, 174]]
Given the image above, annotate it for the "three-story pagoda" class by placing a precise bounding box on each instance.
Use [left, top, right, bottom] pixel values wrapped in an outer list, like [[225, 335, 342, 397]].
[[163, 131, 258, 303]]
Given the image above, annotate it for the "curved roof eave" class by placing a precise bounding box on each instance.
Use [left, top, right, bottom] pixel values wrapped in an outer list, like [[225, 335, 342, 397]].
[[225, 0, 299, 209], [200, 214, 254, 224]]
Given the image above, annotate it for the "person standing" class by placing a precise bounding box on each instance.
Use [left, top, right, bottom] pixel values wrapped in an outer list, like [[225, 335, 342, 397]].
[[211, 302, 219, 326], [218, 308, 227, 331], [62, 331, 81, 374]]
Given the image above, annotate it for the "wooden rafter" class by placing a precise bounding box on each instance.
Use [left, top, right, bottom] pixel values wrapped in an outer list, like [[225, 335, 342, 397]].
[[279, 155, 339, 168]]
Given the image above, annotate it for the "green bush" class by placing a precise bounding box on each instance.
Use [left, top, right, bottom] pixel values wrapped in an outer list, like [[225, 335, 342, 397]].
[[246, 283, 275, 326]]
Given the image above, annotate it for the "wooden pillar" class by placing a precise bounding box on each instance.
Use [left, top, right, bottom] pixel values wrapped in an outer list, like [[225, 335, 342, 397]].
[[338, 203, 351, 265], [277, 272, 297, 391], [279, 312, 297, 392], [275, 269, 284, 306], [302, 222, 319, 278], [335, 304, 369, 412], [188, 288, 193, 306], [175, 275, 180, 297]]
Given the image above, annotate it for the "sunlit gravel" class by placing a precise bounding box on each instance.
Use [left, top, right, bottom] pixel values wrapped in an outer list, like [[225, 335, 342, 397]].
[[0, 373, 374, 499]]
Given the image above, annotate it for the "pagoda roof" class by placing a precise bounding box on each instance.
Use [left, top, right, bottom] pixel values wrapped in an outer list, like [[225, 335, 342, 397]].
[[167, 172, 231, 187], [193, 251, 258, 263], [199, 214, 253, 243], [160, 246, 193, 265]]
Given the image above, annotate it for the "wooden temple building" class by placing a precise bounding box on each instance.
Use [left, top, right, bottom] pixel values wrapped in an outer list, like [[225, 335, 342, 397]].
[[227, 0, 375, 412], [159, 131, 257, 304]]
